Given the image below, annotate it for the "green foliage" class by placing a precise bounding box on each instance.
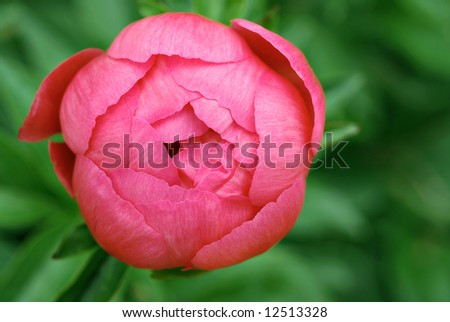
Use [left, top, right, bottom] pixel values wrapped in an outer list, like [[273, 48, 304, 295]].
[[57, 249, 128, 301], [0, 219, 86, 301], [52, 224, 98, 259], [137, 0, 269, 24], [151, 268, 208, 280], [0, 188, 58, 229], [0, 0, 449, 302]]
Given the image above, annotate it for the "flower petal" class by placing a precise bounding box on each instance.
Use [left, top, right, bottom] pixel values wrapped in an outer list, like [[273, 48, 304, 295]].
[[48, 142, 76, 197], [249, 68, 312, 206], [86, 89, 180, 186], [101, 167, 256, 267], [152, 104, 208, 142], [191, 177, 306, 270], [190, 98, 259, 165], [105, 167, 203, 204], [232, 19, 325, 148], [134, 57, 201, 124], [137, 196, 255, 267], [214, 166, 253, 198], [108, 12, 251, 63], [19, 49, 103, 142], [166, 55, 265, 132], [190, 98, 259, 146], [73, 155, 171, 269], [60, 54, 154, 154]]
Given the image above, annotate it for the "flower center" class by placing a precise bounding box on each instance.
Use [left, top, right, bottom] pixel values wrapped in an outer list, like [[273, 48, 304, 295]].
[[163, 141, 181, 158]]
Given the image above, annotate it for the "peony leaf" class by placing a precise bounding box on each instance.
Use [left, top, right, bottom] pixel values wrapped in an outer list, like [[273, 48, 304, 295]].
[[57, 249, 128, 301], [74, 0, 136, 48], [0, 57, 36, 133], [49, 133, 65, 143], [289, 177, 367, 240], [0, 3, 20, 41], [143, 248, 329, 301], [192, 0, 269, 24], [323, 121, 359, 146], [0, 188, 58, 230], [382, 0, 450, 78], [325, 74, 365, 120], [0, 219, 73, 301], [17, 252, 91, 301], [0, 234, 16, 273], [151, 268, 208, 280], [19, 7, 75, 76], [0, 131, 75, 204], [137, 0, 189, 16], [52, 224, 98, 259]]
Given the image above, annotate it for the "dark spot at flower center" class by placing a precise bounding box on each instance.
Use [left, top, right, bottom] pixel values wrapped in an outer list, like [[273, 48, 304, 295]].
[[163, 141, 181, 158]]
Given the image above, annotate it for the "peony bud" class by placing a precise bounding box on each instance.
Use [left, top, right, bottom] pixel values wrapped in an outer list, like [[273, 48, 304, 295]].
[[19, 13, 325, 270]]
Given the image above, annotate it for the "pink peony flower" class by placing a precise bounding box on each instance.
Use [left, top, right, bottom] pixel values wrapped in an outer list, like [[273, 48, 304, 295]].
[[19, 13, 325, 270]]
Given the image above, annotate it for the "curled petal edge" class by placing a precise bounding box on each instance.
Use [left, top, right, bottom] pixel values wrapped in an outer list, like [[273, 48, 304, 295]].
[[19, 48, 103, 142], [231, 19, 325, 150], [190, 177, 306, 270]]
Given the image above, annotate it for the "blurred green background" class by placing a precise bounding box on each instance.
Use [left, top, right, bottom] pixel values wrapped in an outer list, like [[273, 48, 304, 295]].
[[1, 0, 449, 301]]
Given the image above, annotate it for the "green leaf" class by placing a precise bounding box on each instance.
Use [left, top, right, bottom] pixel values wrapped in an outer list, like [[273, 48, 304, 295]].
[[53, 224, 98, 259], [143, 247, 329, 301], [192, 0, 240, 22], [382, 221, 450, 301], [16, 251, 92, 301], [0, 131, 75, 204], [49, 133, 65, 143], [0, 3, 20, 41], [323, 121, 360, 146], [0, 187, 60, 230], [137, 0, 173, 16], [57, 249, 128, 301], [325, 74, 365, 120], [0, 234, 15, 272], [289, 177, 367, 240], [192, 0, 269, 24], [382, 12, 450, 77], [74, 0, 137, 48], [137, 0, 269, 24], [151, 268, 208, 280], [0, 219, 74, 301], [0, 57, 36, 133], [18, 7, 75, 76]]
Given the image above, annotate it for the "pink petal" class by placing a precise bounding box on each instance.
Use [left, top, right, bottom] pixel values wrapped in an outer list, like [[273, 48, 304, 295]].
[[193, 162, 236, 195], [104, 167, 204, 205], [73, 155, 171, 269], [172, 138, 251, 197], [19, 49, 103, 142], [166, 55, 266, 132], [86, 90, 179, 186], [106, 169, 209, 209], [191, 177, 306, 269], [187, 140, 251, 198], [101, 167, 256, 267], [134, 57, 201, 123], [175, 148, 202, 188], [108, 12, 252, 63], [48, 142, 76, 197], [136, 196, 255, 267], [60, 54, 154, 154], [249, 68, 312, 207], [190, 98, 259, 145], [190, 98, 259, 165], [152, 104, 208, 142], [214, 166, 253, 198], [232, 19, 325, 148]]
